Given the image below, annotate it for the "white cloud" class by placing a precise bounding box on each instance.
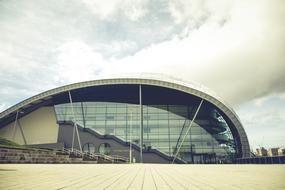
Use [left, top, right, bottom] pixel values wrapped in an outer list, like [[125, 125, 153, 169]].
[[168, 0, 232, 26], [168, 0, 208, 24], [82, 0, 148, 21], [105, 0, 285, 105], [0, 103, 7, 111], [0, 0, 284, 108], [81, 0, 121, 20], [55, 41, 107, 83], [236, 92, 285, 148], [97, 40, 138, 58], [254, 96, 268, 107], [277, 93, 285, 101], [254, 92, 285, 107], [121, 0, 149, 21]]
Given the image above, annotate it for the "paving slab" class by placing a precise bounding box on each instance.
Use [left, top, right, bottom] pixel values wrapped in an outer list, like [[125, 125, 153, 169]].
[[0, 164, 284, 190]]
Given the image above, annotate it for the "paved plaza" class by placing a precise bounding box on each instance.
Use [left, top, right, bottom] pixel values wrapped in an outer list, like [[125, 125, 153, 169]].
[[0, 164, 284, 190]]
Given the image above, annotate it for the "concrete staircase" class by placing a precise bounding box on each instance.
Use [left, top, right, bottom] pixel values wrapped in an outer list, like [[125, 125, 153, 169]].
[[58, 121, 186, 164]]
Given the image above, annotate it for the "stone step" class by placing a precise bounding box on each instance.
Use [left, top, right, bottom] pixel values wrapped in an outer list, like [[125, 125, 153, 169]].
[[0, 152, 70, 158], [0, 157, 68, 161], [0, 149, 54, 154], [0, 160, 72, 164], [0, 158, 95, 164], [0, 148, 98, 164], [0, 157, 71, 162], [0, 154, 69, 159]]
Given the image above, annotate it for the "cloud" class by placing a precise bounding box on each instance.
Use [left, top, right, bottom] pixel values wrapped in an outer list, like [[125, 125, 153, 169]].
[[105, 0, 285, 105], [168, 0, 232, 25], [0, 0, 284, 110], [55, 40, 106, 83], [236, 93, 285, 148], [82, 0, 149, 21], [254, 96, 269, 107], [253, 92, 285, 107], [0, 103, 7, 112], [120, 0, 149, 21], [81, 0, 121, 20]]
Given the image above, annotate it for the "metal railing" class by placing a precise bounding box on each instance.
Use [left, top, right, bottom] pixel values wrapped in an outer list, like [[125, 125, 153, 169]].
[[56, 148, 129, 163]]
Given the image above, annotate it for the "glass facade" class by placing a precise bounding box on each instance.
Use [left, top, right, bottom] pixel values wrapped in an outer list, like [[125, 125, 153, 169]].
[[55, 101, 237, 163]]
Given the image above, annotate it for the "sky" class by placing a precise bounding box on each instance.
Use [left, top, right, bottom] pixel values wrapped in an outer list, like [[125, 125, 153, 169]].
[[0, 0, 284, 150]]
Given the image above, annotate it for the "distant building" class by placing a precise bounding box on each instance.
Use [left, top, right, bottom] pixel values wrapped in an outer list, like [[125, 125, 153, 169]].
[[278, 148, 285, 156], [256, 147, 268, 156], [268, 148, 279, 156]]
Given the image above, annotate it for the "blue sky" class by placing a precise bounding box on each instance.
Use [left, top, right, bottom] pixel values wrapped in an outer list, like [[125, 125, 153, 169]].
[[0, 0, 284, 150]]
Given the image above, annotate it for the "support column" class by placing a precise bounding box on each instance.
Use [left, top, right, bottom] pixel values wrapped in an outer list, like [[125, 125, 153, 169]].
[[12, 111, 27, 145], [17, 120, 27, 145], [68, 91, 82, 153], [80, 102, 86, 128], [172, 99, 204, 163], [12, 110, 19, 141], [129, 111, 133, 163], [139, 84, 143, 163]]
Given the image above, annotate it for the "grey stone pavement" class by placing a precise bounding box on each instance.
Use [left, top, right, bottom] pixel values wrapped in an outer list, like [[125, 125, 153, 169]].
[[0, 164, 284, 190]]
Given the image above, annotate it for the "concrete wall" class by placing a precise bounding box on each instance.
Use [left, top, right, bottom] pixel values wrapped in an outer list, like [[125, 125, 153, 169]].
[[0, 107, 59, 145]]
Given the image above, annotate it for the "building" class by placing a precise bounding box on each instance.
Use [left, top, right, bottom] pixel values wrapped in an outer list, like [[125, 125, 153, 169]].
[[256, 147, 268, 157], [0, 75, 250, 164], [278, 148, 285, 156], [268, 148, 279, 156]]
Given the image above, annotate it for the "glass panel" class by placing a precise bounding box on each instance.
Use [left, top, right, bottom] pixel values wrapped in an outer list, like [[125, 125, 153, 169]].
[[82, 143, 95, 153], [99, 143, 111, 155], [54, 101, 238, 163]]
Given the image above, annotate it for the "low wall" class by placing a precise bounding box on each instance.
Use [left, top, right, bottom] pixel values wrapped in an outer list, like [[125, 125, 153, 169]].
[[236, 156, 285, 164]]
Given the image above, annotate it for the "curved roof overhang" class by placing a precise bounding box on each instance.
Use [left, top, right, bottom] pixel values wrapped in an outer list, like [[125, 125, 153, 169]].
[[0, 75, 250, 157]]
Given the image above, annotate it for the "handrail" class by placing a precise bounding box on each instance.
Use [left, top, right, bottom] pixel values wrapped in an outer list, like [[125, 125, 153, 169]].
[[60, 121, 185, 163]]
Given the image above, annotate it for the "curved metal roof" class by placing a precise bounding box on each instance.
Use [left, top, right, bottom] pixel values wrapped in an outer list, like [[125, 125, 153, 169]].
[[0, 73, 250, 157]]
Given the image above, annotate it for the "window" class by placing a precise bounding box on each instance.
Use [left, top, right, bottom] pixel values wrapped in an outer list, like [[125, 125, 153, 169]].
[[99, 143, 111, 155], [106, 116, 115, 120], [82, 143, 95, 153]]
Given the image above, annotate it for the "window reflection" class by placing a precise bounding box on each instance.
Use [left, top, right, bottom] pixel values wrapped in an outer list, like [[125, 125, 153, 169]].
[[83, 143, 95, 153], [55, 102, 237, 163], [99, 143, 111, 155]]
